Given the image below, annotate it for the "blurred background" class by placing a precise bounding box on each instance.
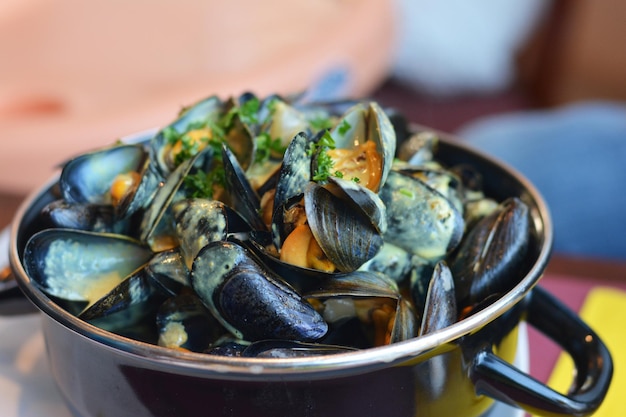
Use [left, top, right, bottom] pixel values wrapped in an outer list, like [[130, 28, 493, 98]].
[[2, 0, 626, 259]]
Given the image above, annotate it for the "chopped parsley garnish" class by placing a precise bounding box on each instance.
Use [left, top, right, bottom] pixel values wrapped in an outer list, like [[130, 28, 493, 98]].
[[221, 97, 260, 129], [309, 116, 334, 132], [165, 96, 283, 201], [162, 126, 181, 144], [184, 168, 226, 199], [184, 171, 212, 199], [206, 137, 226, 158], [309, 131, 337, 182], [173, 132, 206, 166], [337, 119, 352, 136], [205, 120, 226, 139], [254, 132, 286, 164]]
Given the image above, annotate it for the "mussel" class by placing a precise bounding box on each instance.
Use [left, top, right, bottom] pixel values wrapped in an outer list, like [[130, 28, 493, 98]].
[[20, 92, 539, 358], [23, 229, 153, 314], [191, 240, 328, 342], [380, 170, 465, 262], [449, 197, 532, 309]]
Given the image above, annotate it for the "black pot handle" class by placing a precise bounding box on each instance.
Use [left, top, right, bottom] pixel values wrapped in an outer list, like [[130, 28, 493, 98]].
[[469, 285, 612, 417]]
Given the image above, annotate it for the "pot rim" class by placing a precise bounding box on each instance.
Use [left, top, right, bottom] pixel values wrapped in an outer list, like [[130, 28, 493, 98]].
[[8, 127, 553, 381]]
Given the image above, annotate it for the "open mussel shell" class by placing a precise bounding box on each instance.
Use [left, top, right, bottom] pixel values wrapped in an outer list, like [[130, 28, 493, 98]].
[[449, 197, 532, 308], [392, 298, 419, 344], [303, 271, 418, 348], [139, 150, 209, 248], [78, 247, 193, 335], [22, 229, 153, 309], [327, 101, 396, 192], [115, 157, 164, 220], [150, 95, 224, 177], [263, 99, 311, 149], [191, 240, 328, 342], [380, 170, 464, 262], [304, 182, 383, 272], [59, 143, 147, 205], [272, 131, 313, 228], [78, 265, 165, 321]]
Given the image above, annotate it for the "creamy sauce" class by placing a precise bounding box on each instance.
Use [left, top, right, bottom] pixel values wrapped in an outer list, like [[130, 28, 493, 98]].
[[158, 321, 189, 348], [360, 242, 412, 282], [81, 271, 126, 303], [43, 238, 147, 301], [380, 172, 462, 261]]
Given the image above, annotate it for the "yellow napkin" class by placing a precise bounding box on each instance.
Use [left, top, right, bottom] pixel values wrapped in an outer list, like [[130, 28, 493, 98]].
[[538, 287, 624, 416]]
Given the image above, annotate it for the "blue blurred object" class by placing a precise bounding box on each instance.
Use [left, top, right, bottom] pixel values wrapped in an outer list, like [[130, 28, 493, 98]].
[[458, 102, 626, 260]]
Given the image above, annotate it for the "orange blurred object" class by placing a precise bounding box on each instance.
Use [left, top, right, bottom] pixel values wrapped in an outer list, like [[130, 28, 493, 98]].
[[0, 0, 394, 194]]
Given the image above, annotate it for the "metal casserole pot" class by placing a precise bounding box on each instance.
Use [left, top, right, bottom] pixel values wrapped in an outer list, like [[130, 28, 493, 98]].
[[7, 127, 612, 417]]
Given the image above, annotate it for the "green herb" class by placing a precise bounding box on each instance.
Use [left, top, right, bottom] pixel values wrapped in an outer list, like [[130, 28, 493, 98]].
[[399, 188, 414, 198], [351, 177, 360, 183], [162, 126, 181, 144], [221, 97, 260, 129], [309, 131, 337, 182], [309, 116, 334, 132], [319, 130, 336, 150], [184, 171, 213, 199], [337, 119, 352, 136], [239, 98, 260, 125], [254, 132, 286, 164], [206, 120, 226, 139], [184, 166, 227, 199], [173, 132, 208, 166], [206, 137, 226, 159]]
